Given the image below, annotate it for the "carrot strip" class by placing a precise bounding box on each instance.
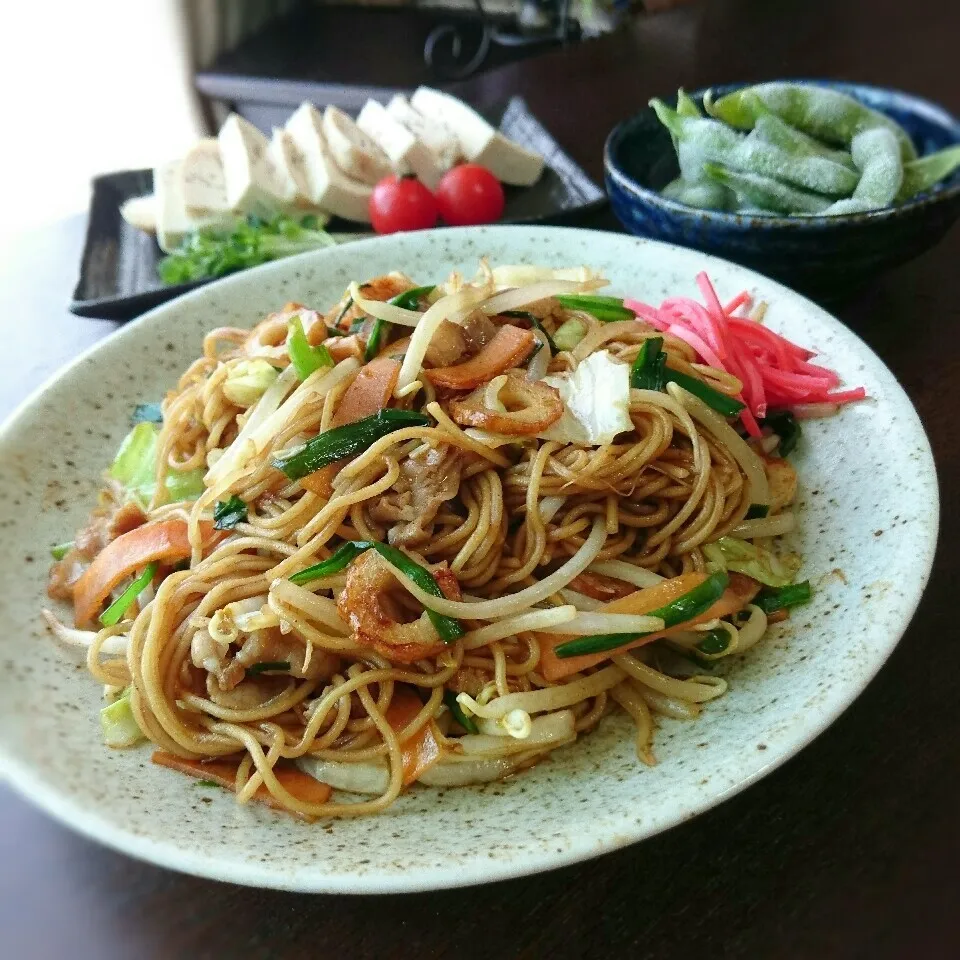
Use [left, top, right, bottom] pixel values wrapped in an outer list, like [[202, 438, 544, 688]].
[[539, 573, 760, 682], [384, 685, 442, 786], [423, 325, 534, 390], [300, 357, 402, 497], [73, 519, 217, 626], [152, 751, 331, 818]]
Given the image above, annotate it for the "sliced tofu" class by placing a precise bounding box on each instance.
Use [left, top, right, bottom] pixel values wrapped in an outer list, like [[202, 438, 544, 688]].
[[218, 113, 288, 219], [120, 194, 158, 233], [411, 87, 545, 186], [154, 160, 235, 253], [286, 102, 373, 222], [181, 138, 230, 217], [386, 95, 460, 171], [357, 99, 445, 190], [268, 127, 328, 215], [321, 105, 392, 185]]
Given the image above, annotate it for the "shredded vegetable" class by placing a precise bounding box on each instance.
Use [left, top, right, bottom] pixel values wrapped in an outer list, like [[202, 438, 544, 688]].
[[100, 562, 157, 626]]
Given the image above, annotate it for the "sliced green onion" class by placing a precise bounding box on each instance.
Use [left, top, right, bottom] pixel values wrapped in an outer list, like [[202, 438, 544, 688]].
[[629, 337, 744, 417], [331, 297, 354, 330], [288, 316, 334, 380], [754, 580, 812, 614], [272, 409, 430, 480], [763, 410, 801, 456], [553, 318, 588, 351], [131, 402, 163, 425], [193, 779, 220, 789], [554, 571, 729, 658], [443, 689, 479, 734], [51, 541, 73, 561], [289, 541, 374, 584], [630, 336, 667, 390], [745, 504, 770, 519], [556, 294, 635, 323], [100, 689, 144, 747], [364, 317, 387, 362], [213, 495, 247, 530], [100, 562, 158, 626], [665, 368, 745, 417], [503, 311, 557, 354], [390, 285, 435, 310], [696, 628, 730, 655], [247, 661, 291, 675], [289, 539, 463, 642]]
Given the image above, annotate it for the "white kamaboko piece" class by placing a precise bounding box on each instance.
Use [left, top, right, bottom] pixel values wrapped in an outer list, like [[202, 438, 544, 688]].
[[357, 99, 445, 190], [218, 113, 288, 219], [410, 86, 545, 186], [268, 127, 323, 212], [120, 194, 158, 232], [386, 94, 460, 171], [154, 160, 235, 253], [180, 138, 230, 217], [285, 102, 373, 223], [321, 105, 392, 186]]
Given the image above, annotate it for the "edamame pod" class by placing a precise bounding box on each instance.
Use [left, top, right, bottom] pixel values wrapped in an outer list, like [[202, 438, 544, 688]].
[[702, 162, 833, 215], [661, 177, 736, 211], [898, 144, 960, 200], [706, 82, 918, 162], [824, 127, 903, 214]]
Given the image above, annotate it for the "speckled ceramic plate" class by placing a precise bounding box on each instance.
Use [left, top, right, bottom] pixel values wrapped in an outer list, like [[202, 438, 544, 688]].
[[0, 227, 938, 893]]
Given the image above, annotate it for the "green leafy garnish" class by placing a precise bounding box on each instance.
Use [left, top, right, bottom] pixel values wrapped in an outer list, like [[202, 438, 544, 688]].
[[131, 402, 163, 425], [390, 285, 435, 310], [288, 316, 334, 380], [214, 495, 248, 530], [193, 779, 221, 789], [100, 562, 158, 626], [272, 409, 430, 480], [158, 214, 335, 285]]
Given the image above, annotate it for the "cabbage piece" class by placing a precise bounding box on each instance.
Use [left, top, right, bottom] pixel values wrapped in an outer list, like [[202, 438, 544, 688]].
[[541, 351, 633, 445], [109, 423, 205, 507], [491, 264, 602, 288], [223, 358, 280, 407], [703, 536, 800, 587], [100, 688, 144, 748]]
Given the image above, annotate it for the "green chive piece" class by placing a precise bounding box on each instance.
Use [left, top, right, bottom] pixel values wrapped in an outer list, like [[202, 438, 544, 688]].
[[288, 316, 334, 380], [443, 689, 479, 734], [696, 628, 730, 656], [289, 539, 464, 642], [630, 336, 667, 391], [390, 285, 435, 311], [556, 294, 635, 323], [664, 368, 745, 417], [554, 571, 729, 658], [745, 504, 770, 519], [364, 317, 387, 362], [100, 561, 159, 626], [213, 495, 248, 530], [754, 580, 812, 614], [763, 410, 801, 456], [247, 661, 291, 675], [272, 409, 430, 480], [51, 541, 74, 561]]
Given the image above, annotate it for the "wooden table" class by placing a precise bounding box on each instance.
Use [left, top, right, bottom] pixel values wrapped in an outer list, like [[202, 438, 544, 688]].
[[2, 1, 957, 956]]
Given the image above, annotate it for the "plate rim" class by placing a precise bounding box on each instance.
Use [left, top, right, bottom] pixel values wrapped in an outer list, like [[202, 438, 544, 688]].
[[3, 225, 940, 892]]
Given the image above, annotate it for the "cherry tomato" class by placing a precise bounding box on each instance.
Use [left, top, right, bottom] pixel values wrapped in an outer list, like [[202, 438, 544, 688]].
[[436, 164, 505, 226], [369, 175, 439, 234]]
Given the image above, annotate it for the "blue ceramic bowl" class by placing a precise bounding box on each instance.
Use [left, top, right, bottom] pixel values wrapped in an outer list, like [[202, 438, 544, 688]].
[[604, 81, 960, 298]]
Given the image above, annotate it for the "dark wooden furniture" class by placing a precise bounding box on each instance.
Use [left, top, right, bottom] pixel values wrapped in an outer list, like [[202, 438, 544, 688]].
[[3, 1, 958, 956], [196, 3, 567, 129]]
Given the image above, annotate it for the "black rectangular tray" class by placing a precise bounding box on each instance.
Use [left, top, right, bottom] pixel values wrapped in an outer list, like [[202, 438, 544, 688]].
[[71, 96, 606, 320]]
